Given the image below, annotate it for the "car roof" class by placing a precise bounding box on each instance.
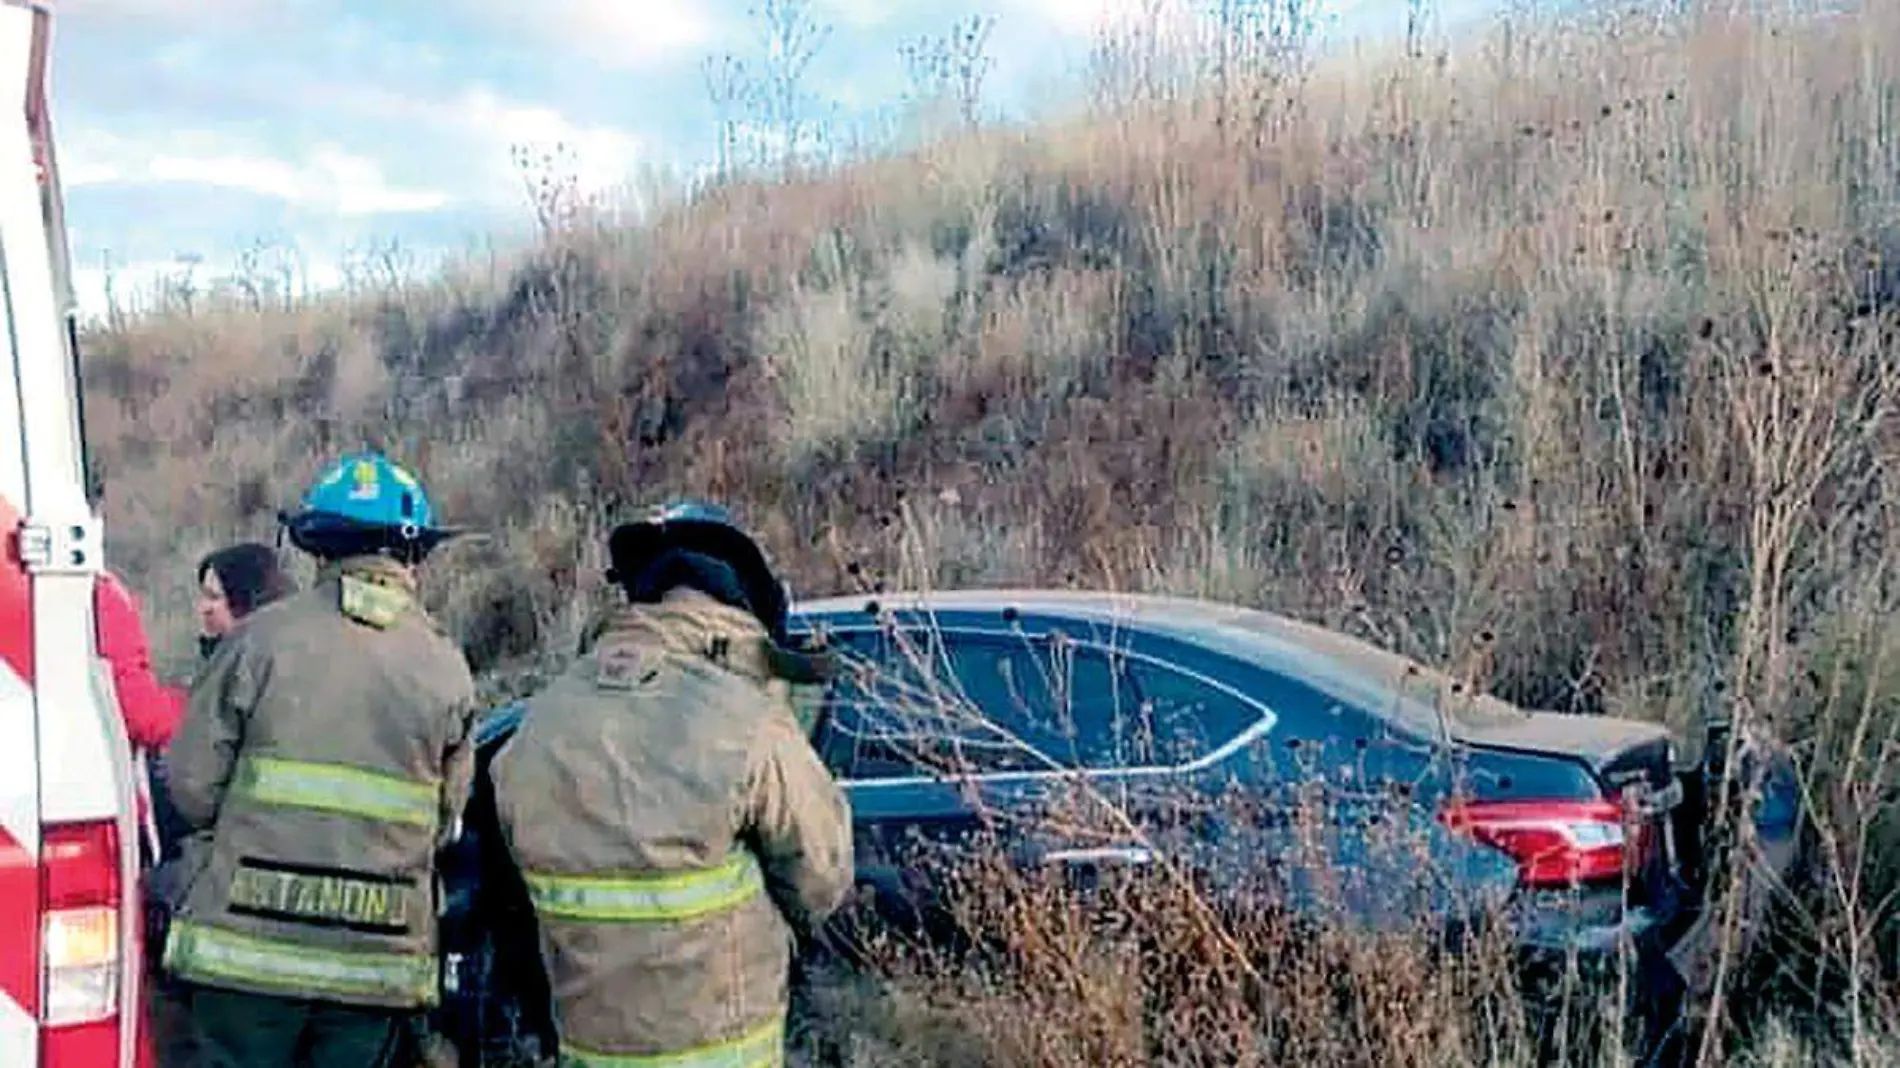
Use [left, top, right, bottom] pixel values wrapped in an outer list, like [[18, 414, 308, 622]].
[[791, 588, 1530, 735]]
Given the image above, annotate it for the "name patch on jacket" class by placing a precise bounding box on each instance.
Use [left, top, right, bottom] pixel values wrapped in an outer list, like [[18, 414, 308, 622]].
[[595, 643, 659, 690], [228, 857, 414, 934]]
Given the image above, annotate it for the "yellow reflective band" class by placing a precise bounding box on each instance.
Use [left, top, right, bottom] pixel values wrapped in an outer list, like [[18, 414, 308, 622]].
[[228, 865, 412, 930], [561, 1017, 784, 1068], [163, 920, 436, 1004], [238, 757, 437, 827], [340, 574, 411, 628], [525, 852, 765, 923]]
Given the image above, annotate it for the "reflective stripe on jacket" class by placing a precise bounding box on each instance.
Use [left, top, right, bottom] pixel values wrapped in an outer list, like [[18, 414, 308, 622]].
[[561, 1018, 785, 1067], [525, 850, 764, 923], [237, 755, 440, 826], [161, 554, 479, 1010], [490, 590, 853, 1065]]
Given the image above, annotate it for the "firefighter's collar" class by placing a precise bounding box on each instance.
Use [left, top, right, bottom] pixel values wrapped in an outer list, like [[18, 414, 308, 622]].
[[593, 592, 837, 686], [598, 595, 772, 683], [323, 555, 419, 628]]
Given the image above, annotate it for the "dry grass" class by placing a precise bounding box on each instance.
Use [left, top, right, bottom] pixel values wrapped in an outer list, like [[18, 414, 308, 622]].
[[83, 3, 1900, 1064]]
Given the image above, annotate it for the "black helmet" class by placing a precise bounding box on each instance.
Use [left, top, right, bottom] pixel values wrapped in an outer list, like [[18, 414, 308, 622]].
[[606, 500, 790, 643]]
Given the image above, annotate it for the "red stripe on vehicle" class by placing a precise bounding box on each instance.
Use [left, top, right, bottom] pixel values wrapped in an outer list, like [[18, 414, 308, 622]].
[[0, 820, 40, 1018]]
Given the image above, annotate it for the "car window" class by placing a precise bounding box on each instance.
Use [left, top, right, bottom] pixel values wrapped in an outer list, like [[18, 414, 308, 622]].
[[940, 635, 1264, 769], [1118, 657, 1266, 767], [939, 633, 1135, 769], [813, 627, 1040, 779], [812, 627, 1123, 776], [811, 624, 1260, 777], [808, 630, 914, 779]]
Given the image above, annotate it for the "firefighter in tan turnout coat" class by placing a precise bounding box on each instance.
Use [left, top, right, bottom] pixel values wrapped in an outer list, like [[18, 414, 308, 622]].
[[490, 501, 853, 1067], [160, 452, 479, 1067]]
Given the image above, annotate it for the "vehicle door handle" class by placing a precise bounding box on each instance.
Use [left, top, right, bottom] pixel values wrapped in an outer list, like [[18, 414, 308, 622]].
[[1041, 845, 1155, 865]]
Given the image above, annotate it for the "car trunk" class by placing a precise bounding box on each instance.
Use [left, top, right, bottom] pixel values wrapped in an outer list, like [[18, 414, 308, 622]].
[[1456, 712, 1679, 793], [1185, 605, 1697, 902], [1454, 710, 1687, 906]]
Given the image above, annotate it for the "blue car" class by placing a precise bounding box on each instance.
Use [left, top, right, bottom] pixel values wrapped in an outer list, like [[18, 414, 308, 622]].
[[425, 589, 1802, 1066]]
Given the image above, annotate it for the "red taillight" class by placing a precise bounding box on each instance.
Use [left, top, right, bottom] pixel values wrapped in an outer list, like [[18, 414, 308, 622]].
[[38, 819, 122, 1066], [1438, 799, 1638, 889], [41, 821, 117, 910]]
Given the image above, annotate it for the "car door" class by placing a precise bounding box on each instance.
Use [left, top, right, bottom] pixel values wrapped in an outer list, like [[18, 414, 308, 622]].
[[917, 626, 1167, 881], [1104, 644, 1478, 926], [1101, 649, 1281, 882], [811, 622, 1184, 910], [805, 622, 1006, 943]]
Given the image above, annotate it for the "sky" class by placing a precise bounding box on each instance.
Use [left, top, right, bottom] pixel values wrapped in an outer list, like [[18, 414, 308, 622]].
[[48, 0, 1497, 319]]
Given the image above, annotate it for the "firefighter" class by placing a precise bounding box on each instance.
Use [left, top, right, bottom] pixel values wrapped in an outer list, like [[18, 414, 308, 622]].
[[489, 500, 853, 1067], [159, 452, 479, 1067]]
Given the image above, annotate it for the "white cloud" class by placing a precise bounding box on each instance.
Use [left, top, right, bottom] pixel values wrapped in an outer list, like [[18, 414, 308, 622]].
[[62, 0, 248, 13], [56, 127, 162, 187], [815, 0, 894, 29], [445, 89, 647, 205], [461, 0, 717, 71], [61, 127, 447, 215], [59, 0, 301, 28], [59, 77, 651, 223], [147, 148, 446, 215], [310, 149, 451, 215]]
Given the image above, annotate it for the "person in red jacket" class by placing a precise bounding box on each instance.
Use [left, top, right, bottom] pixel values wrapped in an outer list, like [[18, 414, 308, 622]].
[[82, 471, 202, 1066], [95, 569, 186, 751], [91, 567, 186, 1068]]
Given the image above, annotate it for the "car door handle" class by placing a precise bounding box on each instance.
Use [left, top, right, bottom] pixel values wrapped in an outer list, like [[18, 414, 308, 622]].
[[1041, 845, 1155, 865]]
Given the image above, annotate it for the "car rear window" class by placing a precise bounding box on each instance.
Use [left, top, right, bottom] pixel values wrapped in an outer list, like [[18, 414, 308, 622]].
[[1166, 607, 1535, 736]]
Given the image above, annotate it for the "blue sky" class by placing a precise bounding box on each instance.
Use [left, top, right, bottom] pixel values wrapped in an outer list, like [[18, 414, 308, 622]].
[[50, 0, 1488, 318]]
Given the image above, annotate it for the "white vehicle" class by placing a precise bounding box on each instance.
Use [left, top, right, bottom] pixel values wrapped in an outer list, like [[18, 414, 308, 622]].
[[0, 2, 146, 1066]]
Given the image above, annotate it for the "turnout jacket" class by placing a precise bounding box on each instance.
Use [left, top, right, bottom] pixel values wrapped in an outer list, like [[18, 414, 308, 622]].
[[161, 554, 479, 1009], [489, 590, 853, 1067]]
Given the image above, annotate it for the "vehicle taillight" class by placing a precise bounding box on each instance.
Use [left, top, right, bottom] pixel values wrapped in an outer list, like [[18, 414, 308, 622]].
[[1438, 799, 1640, 889], [39, 819, 122, 1066]]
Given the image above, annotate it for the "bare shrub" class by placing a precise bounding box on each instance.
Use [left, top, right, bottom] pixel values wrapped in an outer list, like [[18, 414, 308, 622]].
[[78, 2, 1900, 1063]]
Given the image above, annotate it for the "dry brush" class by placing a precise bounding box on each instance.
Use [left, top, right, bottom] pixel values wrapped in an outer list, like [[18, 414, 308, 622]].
[[83, 3, 1900, 1064]]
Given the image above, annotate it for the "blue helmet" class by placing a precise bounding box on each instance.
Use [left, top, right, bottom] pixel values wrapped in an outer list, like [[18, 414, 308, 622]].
[[279, 451, 464, 563]]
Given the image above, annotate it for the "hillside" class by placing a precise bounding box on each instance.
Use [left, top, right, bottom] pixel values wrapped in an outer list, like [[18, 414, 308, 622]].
[[82, 3, 1900, 1063]]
